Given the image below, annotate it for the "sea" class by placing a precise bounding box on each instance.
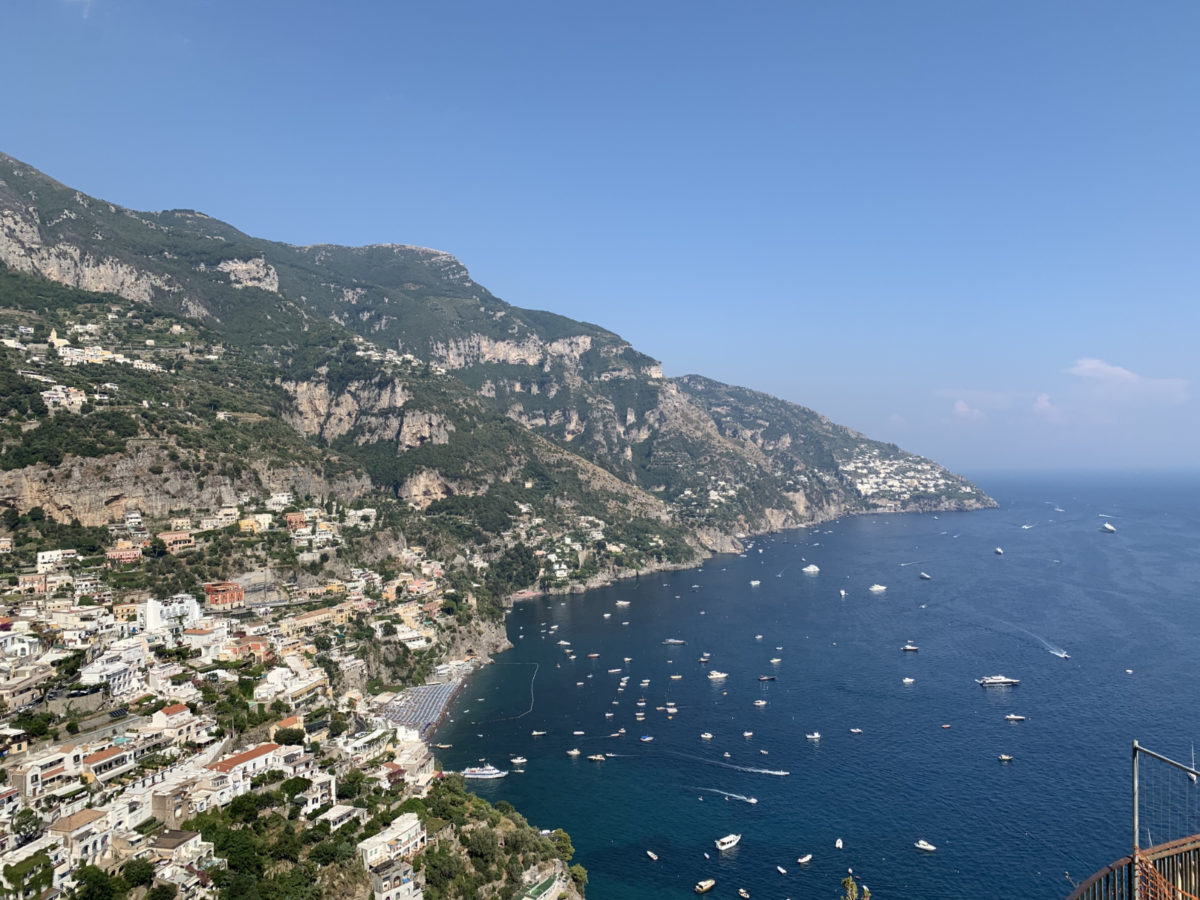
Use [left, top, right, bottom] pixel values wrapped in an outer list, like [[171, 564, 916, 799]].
[[435, 471, 1200, 899]]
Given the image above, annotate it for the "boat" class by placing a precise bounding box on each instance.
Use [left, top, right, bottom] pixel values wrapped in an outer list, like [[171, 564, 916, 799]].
[[869, 584, 887, 593], [607, 668, 622, 673], [694, 879, 716, 894], [531, 730, 547, 736], [573, 730, 585, 735], [509, 756, 527, 766], [753, 699, 767, 707], [1005, 714, 1026, 722], [708, 670, 729, 681], [850, 728, 863, 734], [1102, 521, 1116, 533], [802, 564, 820, 574], [919, 571, 932, 580], [769, 657, 782, 664], [995, 547, 1004, 555], [755, 634, 763, 640], [700, 732, 714, 740], [743, 730, 754, 738], [566, 748, 581, 757], [806, 731, 821, 741], [616, 600, 631, 607], [587, 653, 600, 658], [915, 839, 937, 852], [435, 743, 452, 749], [749, 580, 761, 586], [902, 677, 915, 685], [670, 674, 683, 680], [797, 853, 812, 864], [462, 764, 507, 779], [758, 675, 776, 681], [739, 889, 750, 898], [777, 865, 787, 874], [746, 797, 758, 804], [839, 589, 847, 598], [835, 838, 843, 849], [640, 735, 654, 742], [902, 643, 919, 652], [1051, 649, 1070, 659], [663, 638, 687, 645], [588, 754, 605, 761], [715, 834, 742, 851], [646, 850, 658, 861], [977, 675, 1020, 686], [942, 724, 951, 729], [998, 754, 1013, 762]]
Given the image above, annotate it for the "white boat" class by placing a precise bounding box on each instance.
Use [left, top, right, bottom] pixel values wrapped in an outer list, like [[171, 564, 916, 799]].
[[977, 675, 1020, 686], [509, 756, 527, 765], [663, 638, 687, 645], [902, 643, 919, 652], [743, 730, 754, 738], [1051, 649, 1070, 659], [802, 564, 819, 574], [777, 865, 787, 874], [739, 889, 750, 898], [646, 850, 658, 861], [531, 730, 547, 736], [902, 677, 915, 684], [869, 583, 887, 593], [753, 700, 767, 707], [919, 571, 932, 580], [640, 735, 654, 742], [995, 547, 1004, 555], [1102, 521, 1116, 533], [708, 670, 729, 681], [1005, 714, 1026, 722], [769, 657, 782, 664], [999, 754, 1013, 762], [566, 748, 581, 757], [755, 634, 763, 640], [915, 839, 937, 852], [839, 588, 847, 598], [850, 727, 863, 734], [700, 732, 714, 740], [835, 838, 843, 849], [694, 879, 716, 894], [670, 674, 683, 680], [573, 730, 585, 735], [462, 764, 507, 779], [797, 853, 812, 864], [588, 754, 605, 761], [749, 580, 761, 586], [806, 731, 820, 741], [715, 833, 742, 851]]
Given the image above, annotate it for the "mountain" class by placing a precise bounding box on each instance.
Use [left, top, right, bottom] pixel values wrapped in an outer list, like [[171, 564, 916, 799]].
[[0, 151, 993, 593]]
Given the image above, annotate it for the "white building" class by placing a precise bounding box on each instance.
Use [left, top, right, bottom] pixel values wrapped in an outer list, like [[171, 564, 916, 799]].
[[138, 594, 202, 636]]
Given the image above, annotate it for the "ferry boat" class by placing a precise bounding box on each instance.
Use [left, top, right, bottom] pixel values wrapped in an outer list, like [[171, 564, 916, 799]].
[[462, 764, 507, 779], [694, 879, 716, 893], [977, 675, 1020, 686], [715, 833, 742, 851]]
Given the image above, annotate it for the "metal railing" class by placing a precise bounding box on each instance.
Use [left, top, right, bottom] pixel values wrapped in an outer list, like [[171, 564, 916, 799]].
[[1067, 835, 1200, 900]]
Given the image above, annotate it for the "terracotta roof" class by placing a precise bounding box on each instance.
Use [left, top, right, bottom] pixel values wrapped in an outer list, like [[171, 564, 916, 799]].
[[50, 808, 106, 832], [83, 746, 127, 765], [276, 716, 301, 729], [160, 703, 189, 715], [207, 742, 281, 773]]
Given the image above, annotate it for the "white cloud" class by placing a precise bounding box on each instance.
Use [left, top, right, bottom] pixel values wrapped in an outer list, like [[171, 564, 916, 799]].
[[1032, 393, 1063, 423], [951, 399, 985, 422], [1067, 358, 1187, 404]]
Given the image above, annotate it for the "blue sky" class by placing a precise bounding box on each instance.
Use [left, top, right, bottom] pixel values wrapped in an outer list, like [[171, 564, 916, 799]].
[[3, 1, 1197, 473]]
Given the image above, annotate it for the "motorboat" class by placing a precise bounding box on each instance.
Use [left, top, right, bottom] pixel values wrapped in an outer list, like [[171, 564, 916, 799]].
[[869, 584, 887, 593], [700, 732, 714, 740], [1005, 714, 1026, 722], [797, 853, 812, 864], [755, 634, 763, 640], [902, 643, 919, 652], [758, 675, 776, 681], [749, 580, 761, 586], [806, 731, 821, 741], [977, 675, 1020, 686], [566, 748, 581, 757], [999, 754, 1014, 762], [694, 879, 716, 894], [902, 677, 915, 685], [715, 834, 742, 851], [802, 564, 819, 574], [835, 838, 843, 849], [753, 700, 767, 707], [509, 756, 527, 766], [777, 865, 787, 874], [739, 889, 750, 898], [915, 839, 937, 852], [850, 727, 863, 734], [919, 571, 932, 580], [995, 547, 1004, 555], [769, 657, 782, 664], [646, 850, 658, 861], [671, 674, 683, 680], [708, 670, 729, 681], [1102, 521, 1116, 533], [573, 730, 585, 735], [640, 735, 654, 742], [663, 638, 687, 645], [462, 764, 507, 779], [588, 754, 605, 761], [743, 730, 754, 738], [531, 730, 547, 736], [1051, 649, 1070, 659]]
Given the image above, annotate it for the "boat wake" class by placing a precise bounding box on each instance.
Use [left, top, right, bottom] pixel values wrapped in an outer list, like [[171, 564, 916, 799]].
[[660, 749, 789, 776], [1003, 622, 1069, 658], [490, 663, 540, 720], [694, 787, 759, 804]]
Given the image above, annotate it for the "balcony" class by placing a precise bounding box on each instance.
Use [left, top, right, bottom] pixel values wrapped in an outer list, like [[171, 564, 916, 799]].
[[1068, 834, 1200, 900]]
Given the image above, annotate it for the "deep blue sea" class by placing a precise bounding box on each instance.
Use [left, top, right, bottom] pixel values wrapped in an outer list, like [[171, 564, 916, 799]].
[[436, 472, 1200, 899]]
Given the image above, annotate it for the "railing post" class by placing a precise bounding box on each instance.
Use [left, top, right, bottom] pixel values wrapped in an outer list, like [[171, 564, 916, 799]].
[[1133, 739, 1140, 900]]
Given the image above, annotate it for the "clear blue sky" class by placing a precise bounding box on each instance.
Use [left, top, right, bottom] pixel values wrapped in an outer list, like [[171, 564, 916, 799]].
[[4, 1, 1197, 474]]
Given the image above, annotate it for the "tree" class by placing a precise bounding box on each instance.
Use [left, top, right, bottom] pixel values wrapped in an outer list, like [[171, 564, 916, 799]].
[[73, 866, 116, 900], [146, 886, 177, 900], [569, 863, 588, 893], [550, 828, 574, 862], [122, 857, 155, 887], [274, 727, 306, 746], [12, 807, 43, 845]]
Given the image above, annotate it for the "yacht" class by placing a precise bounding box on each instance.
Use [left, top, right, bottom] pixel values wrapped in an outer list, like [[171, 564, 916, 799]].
[[462, 764, 507, 779], [902, 677, 915, 685], [806, 731, 821, 741], [715, 833, 742, 851], [700, 732, 714, 740], [566, 748, 581, 757], [509, 756, 527, 766], [915, 839, 937, 852], [869, 583, 887, 593], [708, 670, 729, 681], [588, 754, 605, 762], [977, 675, 1020, 686], [1005, 714, 1026, 722], [694, 879, 716, 894], [802, 564, 820, 574], [902, 643, 919, 652]]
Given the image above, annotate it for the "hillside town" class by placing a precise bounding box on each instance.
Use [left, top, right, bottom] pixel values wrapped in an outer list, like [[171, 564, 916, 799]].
[[0, 493, 578, 900]]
